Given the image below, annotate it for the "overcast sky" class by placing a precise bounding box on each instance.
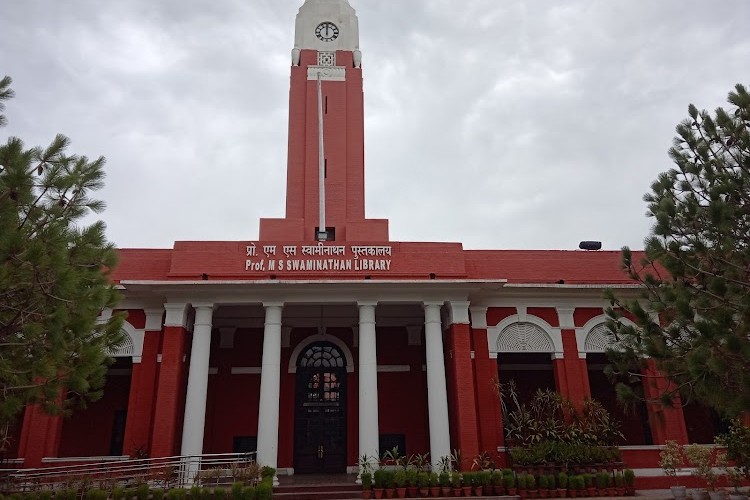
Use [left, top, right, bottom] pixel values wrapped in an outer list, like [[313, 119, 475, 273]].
[[1, 1, 747, 251]]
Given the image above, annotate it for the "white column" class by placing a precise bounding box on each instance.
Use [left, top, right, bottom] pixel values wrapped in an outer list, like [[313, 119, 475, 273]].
[[358, 302, 380, 473], [256, 303, 283, 481], [423, 302, 451, 470], [180, 304, 214, 483]]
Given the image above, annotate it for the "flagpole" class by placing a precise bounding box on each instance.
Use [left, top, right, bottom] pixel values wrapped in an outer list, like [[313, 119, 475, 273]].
[[317, 71, 327, 241]]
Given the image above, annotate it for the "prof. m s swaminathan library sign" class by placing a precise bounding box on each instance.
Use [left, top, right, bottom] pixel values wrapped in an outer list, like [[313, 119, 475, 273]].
[[244, 243, 393, 272]]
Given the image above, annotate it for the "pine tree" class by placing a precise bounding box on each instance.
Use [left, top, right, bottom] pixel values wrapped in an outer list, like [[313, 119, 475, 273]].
[[605, 84, 750, 417], [0, 76, 123, 452]]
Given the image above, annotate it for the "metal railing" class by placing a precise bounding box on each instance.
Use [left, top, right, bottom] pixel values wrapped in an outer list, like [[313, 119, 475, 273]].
[[2, 452, 258, 492]]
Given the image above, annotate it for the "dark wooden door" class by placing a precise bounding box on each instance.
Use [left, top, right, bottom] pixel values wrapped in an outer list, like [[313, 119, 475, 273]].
[[294, 343, 347, 474]]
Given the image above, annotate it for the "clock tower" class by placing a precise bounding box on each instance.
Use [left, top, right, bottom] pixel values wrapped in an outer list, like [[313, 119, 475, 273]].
[[259, 0, 389, 242]]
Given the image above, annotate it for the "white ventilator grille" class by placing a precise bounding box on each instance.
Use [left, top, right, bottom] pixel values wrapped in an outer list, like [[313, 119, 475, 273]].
[[496, 322, 554, 352], [317, 51, 336, 66], [109, 330, 134, 358]]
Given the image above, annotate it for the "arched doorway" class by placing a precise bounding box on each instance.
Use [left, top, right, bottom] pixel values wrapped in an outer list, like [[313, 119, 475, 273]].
[[293, 342, 347, 473]]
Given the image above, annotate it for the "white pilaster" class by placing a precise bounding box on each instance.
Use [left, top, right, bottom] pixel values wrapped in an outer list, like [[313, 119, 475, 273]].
[[358, 302, 380, 473], [257, 303, 284, 483], [180, 304, 214, 482], [423, 302, 451, 470]]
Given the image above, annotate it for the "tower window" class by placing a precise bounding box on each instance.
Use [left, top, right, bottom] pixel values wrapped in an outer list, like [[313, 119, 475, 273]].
[[324, 159, 327, 178], [325, 96, 328, 114]]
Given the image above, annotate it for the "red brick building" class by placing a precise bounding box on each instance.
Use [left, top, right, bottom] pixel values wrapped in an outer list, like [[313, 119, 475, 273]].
[[11, 0, 722, 484]]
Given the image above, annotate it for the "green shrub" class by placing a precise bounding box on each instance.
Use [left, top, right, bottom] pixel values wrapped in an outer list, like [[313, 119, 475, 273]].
[[623, 469, 635, 486], [526, 475, 536, 490], [112, 487, 126, 500], [136, 484, 149, 500], [55, 490, 77, 500], [166, 489, 187, 500], [152, 490, 164, 500], [85, 489, 108, 500], [451, 472, 461, 489], [39, 491, 53, 500], [213, 489, 225, 500], [240, 486, 255, 500], [406, 469, 418, 487], [416, 472, 429, 488], [615, 472, 624, 487], [438, 471, 449, 487], [383, 470, 395, 489], [503, 471, 516, 489], [259, 467, 275, 480], [373, 469, 385, 489], [516, 473, 526, 490], [429, 472, 438, 487], [361, 472, 373, 489], [231, 482, 243, 500], [394, 470, 407, 488], [254, 482, 272, 500]]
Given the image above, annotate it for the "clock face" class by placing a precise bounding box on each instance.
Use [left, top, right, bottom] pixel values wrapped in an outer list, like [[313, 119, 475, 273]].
[[315, 22, 339, 42]]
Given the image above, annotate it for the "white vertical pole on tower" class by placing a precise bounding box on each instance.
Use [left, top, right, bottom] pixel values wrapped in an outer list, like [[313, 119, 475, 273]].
[[317, 71, 327, 240]]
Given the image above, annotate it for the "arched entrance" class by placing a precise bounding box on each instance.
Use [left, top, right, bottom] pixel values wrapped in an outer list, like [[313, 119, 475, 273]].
[[293, 342, 348, 473]]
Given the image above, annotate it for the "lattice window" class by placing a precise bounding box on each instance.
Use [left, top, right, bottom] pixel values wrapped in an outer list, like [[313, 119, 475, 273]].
[[317, 51, 336, 67], [584, 323, 619, 352], [109, 329, 134, 358], [496, 322, 554, 353], [298, 343, 345, 368]]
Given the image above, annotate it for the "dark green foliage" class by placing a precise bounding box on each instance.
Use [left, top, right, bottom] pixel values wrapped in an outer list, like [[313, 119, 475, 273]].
[[136, 484, 149, 500], [84, 489, 108, 500], [212, 489, 225, 500], [231, 482, 243, 500], [151, 489, 164, 500], [383, 470, 395, 488], [394, 470, 407, 488], [38, 491, 53, 500], [373, 469, 386, 489], [259, 467, 274, 480], [717, 418, 750, 478], [438, 471, 449, 487], [623, 469, 635, 486], [54, 490, 76, 500], [606, 84, 750, 417], [254, 482, 271, 500], [166, 489, 187, 500], [240, 486, 255, 500], [451, 472, 461, 488], [503, 471, 516, 489], [557, 472, 568, 489], [416, 471, 429, 488], [112, 487, 126, 500], [361, 472, 372, 489], [0, 75, 123, 450]]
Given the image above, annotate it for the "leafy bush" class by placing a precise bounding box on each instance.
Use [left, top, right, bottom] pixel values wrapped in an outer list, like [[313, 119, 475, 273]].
[[255, 482, 272, 500], [361, 472, 372, 489], [212, 489, 225, 500], [84, 489, 108, 500]]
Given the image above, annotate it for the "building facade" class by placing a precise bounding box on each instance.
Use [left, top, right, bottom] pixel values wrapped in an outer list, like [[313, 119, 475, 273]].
[[9, 0, 723, 483]]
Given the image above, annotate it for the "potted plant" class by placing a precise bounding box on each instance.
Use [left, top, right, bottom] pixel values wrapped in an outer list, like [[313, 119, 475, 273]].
[[416, 471, 429, 498], [383, 470, 395, 499], [451, 471, 462, 498], [527, 473, 538, 499], [492, 470, 505, 495], [405, 468, 418, 498], [361, 471, 373, 500], [539, 474, 550, 498], [584, 473, 596, 497], [558, 472, 569, 498], [661, 441, 686, 499], [725, 467, 746, 500], [438, 470, 450, 497], [614, 472, 625, 497], [623, 469, 636, 496], [595, 472, 608, 497], [461, 472, 474, 498], [472, 471, 485, 497], [686, 444, 723, 500], [393, 469, 407, 499], [428, 472, 439, 497], [517, 473, 528, 500], [505, 470, 518, 496], [373, 469, 385, 500], [568, 475, 581, 498]]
